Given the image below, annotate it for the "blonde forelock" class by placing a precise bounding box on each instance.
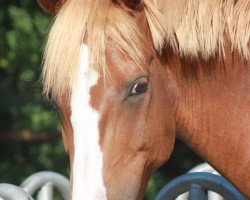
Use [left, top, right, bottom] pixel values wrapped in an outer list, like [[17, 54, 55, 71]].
[[42, 0, 163, 103]]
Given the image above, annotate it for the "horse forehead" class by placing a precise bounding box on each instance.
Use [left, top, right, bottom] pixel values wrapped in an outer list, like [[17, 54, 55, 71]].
[[105, 45, 149, 85], [79, 44, 99, 87]]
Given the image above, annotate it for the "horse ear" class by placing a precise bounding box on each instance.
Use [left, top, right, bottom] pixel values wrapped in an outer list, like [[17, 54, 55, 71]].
[[38, 0, 66, 13], [118, 0, 142, 10]]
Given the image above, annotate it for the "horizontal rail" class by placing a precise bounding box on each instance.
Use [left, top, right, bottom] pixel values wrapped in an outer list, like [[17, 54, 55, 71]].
[[0, 184, 34, 200], [155, 172, 246, 200]]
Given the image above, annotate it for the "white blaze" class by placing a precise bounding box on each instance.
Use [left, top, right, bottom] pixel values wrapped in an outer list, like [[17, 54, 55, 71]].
[[70, 44, 107, 200]]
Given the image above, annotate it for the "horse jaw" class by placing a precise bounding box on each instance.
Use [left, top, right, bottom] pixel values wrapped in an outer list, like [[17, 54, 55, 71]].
[[70, 44, 107, 200]]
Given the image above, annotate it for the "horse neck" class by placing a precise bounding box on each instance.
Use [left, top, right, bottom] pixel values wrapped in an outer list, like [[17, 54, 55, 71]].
[[169, 48, 250, 197]]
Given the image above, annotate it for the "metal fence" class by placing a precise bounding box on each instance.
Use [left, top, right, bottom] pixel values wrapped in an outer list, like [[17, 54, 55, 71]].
[[0, 163, 246, 200], [0, 172, 69, 200], [155, 172, 245, 200]]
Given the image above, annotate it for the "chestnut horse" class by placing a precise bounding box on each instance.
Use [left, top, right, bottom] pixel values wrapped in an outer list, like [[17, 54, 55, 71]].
[[38, 0, 250, 199]]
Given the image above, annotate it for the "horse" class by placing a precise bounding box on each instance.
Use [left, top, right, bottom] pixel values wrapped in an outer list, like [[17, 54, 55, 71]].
[[38, 0, 250, 199]]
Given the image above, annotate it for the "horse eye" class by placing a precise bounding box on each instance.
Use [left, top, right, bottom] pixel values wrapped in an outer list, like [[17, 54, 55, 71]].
[[129, 76, 149, 96]]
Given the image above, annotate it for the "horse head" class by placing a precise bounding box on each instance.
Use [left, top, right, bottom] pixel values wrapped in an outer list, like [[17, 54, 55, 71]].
[[38, 0, 178, 199]]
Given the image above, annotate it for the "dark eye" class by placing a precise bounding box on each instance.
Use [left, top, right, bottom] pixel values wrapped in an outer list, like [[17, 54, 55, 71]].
[[129, 76, 149, 97]]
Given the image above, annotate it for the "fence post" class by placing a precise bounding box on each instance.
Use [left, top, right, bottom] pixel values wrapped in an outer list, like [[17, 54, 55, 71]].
[[37, 182, 54, 200], [21, 171, 70, 200]]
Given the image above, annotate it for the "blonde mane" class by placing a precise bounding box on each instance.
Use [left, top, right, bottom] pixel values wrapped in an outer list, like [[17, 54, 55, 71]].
[[157, 0, 250, 59], [42, 0, 164, 103], [42, 0, 250, 103]]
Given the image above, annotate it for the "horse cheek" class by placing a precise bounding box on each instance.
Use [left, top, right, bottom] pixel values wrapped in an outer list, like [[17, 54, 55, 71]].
[[146, 66, 177, 170], [145, 95, 176, 170]]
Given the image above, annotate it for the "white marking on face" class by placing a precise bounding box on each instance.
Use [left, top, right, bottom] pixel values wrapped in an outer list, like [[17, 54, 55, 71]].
[[70, 44, 107, 200]]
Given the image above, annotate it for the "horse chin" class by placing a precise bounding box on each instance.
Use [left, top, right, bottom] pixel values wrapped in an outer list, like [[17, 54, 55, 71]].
[[103, 152, 151, 200], [106, 174, 151, 200]]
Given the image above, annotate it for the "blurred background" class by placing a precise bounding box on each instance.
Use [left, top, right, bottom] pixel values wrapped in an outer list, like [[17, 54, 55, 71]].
[[0, 0, 202, 199]]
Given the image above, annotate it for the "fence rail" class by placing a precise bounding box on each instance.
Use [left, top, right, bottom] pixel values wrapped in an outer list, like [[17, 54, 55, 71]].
[[155, 172, 246, 200], [0, 163, 246, 200], [0, 171, 69, 200]]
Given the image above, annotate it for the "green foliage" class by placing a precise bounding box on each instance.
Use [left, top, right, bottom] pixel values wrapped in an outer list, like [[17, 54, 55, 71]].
[[0, 0, 55, 131], [145, 172, 167, 199], [0, 0, 69, 190]]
